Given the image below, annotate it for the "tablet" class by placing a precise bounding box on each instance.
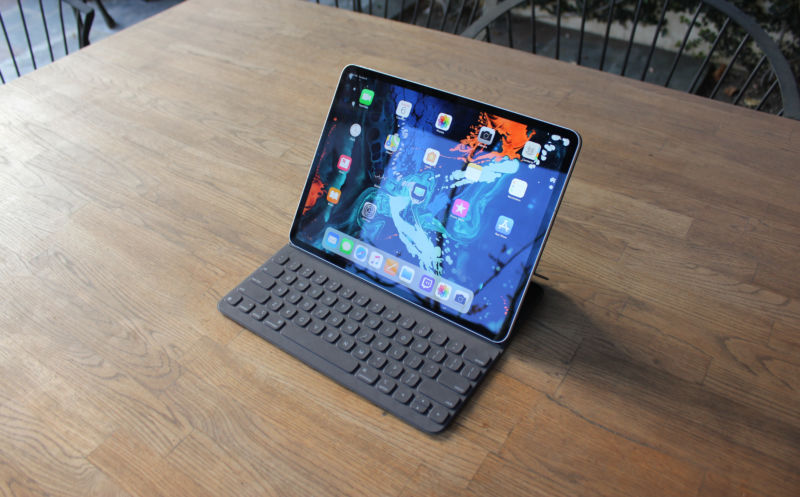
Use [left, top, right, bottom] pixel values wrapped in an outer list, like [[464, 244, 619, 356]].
[[290, 65, 580, 342]]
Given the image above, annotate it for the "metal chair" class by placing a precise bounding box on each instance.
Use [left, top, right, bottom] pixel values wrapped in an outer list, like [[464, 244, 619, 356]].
[[317, 0, 800, 119], [1, 0, 96, 84]]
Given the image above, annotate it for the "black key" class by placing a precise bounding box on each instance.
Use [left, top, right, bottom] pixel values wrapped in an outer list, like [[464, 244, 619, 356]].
[[388, 346, 406, 361], [237, 301, 255, 313], [238, 282, 271, 304], [377, 378, 397, 395], [263, 262, 284, 278], [225, 294, 242, 306], [396, 331, 413, 346], [280, 273, 297, 285], [280, 326, 358, 373], [264, 315, 285, 331], [367, 301, 385, 314], [356, 330, 375, 344], [294, 280, 310, 292], [251, 308, 268, 321], [402, 371, 421, 388], [446, 340, 465, 355], [349, 308, 367, 322], [309, 321, 326, 335], [379, 324, 397, 338], [299, 267, 315, 278], [308, 287, 324, 299], [323, 329, 340, 343], [250, 274, 275, 290], [429, 406, 449, 425], [354, 295, 370, 307], [287, 260, 302, 272], [274, 253, 289, 265], [338, 336, 356, 352], [372, 337, 390, 353], [438, 370, 471, 395], [399, 316, 416, 330], [427, 347, 446, 363], [334, 301, 352, 314], [463, 348, 492, 367], [393, 386, 413, 404], [352, 344, 371, 360], [280, 307, 297, 319], [342, 322, 359, 335], [294, 314, 311, 327], [430, 331, 448, 346], [421, 362, 440, 378], [313, 307, 330, 320], [299, 300, 316, 312], [462, 364, 481, 381], [368, 354, 387, 370], [326, 314, 344, 328], [365, 317, 382, 330], [411, 397, 431, 414], [339, 287, 356, 300], [403, 353, 423, 370], [385, 361, 404, 379], [445, 355, 464, 372], [382, 309, 400, 322], [413, 325, 432, 338], [268, 300, 284, 312], [272, 285, 289, 297], [321, 294, 338, 307], [419, 379, 461, 409], [356, 367, 379, 385], [287, 292, 302, 305], [325, 280, 342, 292], [312, 273, 328, 285], [411, 339, 429, 355]]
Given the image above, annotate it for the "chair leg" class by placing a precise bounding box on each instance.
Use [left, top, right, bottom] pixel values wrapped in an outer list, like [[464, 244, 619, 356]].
[[91, 0, 116, 28]]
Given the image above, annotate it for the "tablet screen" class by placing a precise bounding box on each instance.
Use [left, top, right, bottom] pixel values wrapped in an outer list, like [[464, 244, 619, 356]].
[[290, 65, 580, 342]]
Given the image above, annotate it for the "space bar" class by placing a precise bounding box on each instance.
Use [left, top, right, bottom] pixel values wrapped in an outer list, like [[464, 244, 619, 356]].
[[281, 326, 359, 374]]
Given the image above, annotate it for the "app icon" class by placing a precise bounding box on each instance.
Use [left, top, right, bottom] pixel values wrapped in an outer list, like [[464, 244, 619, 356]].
[[465, 163, 482, 182], [384, 133, 400, 152], [350, 123, 362, 137], [399, 266, 415, 283], [410, 183, 427, 203], [477, 126, 495, 145], [522, 141, 541, 160], [418, 275, 435, 292], [340, 238, 354, 254], [508, 178, 528, 198], [368, 251, 384, 269], [359, 89, 375, 106], [337, 155, 352, 172], [325, 232, 339, 248], [354, 245, 368, 262], [495, 215, 514, 236], [451, 198, 470, 218], [435, 113, 452, 131], [361, 201, 377, 219], [396, 100, 412, 118], [453, 290, 469, 306], [327, 187, 341, 204], [383, 259, 399, 276], [423, 148, 440, 166], [435, 282, 452, 300]]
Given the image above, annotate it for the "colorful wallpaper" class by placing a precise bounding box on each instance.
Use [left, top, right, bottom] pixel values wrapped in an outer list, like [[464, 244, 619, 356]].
[[292, 68, 578, 340]]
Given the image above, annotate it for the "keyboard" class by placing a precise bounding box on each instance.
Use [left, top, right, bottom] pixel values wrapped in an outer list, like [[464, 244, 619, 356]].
[[218, 244, 502, 433]]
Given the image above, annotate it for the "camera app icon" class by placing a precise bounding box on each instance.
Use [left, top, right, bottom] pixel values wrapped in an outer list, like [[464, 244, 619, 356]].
[[453, 290, 469, 307], [478, 126, 495, 146]]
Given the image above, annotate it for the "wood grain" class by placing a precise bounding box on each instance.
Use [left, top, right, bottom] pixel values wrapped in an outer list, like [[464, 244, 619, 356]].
[[1, 0, 799, 495]]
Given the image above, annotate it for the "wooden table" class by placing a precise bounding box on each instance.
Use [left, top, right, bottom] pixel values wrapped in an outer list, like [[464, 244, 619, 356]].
[[2, 0, 799, 495]]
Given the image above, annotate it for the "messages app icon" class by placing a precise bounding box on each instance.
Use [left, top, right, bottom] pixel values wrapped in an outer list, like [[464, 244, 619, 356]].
[[359, 89, 374, 106]]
